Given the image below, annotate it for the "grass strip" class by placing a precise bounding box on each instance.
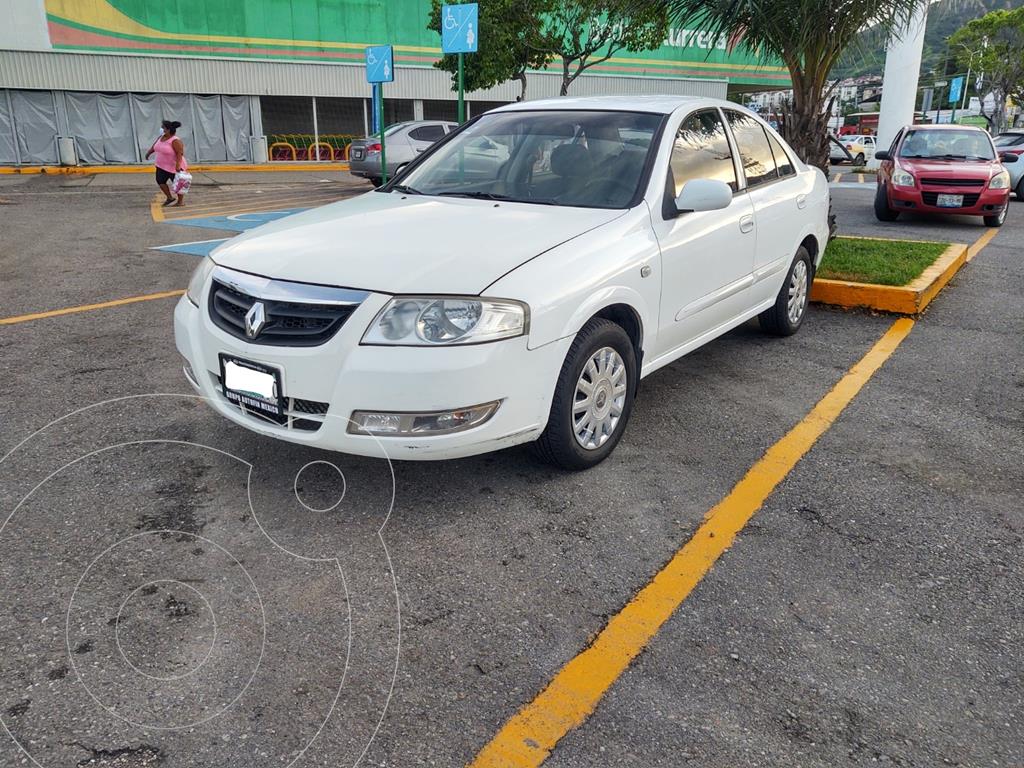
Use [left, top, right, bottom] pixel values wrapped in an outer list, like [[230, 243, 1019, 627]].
[[818, 237, 949, 286]]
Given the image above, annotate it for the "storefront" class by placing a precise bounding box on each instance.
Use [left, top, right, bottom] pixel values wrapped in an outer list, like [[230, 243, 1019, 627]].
[[0, 0, 790, 165]]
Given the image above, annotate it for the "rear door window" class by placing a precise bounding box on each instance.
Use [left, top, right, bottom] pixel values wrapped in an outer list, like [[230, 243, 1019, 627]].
[[409, 125, 447, 142], [725, 111, 779, 188], [766, 132, 795, 177]]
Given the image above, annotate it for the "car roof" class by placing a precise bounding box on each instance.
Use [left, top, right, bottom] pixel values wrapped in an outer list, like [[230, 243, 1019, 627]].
[[904, 124, 987, 131], [489, 94, 734, 116]]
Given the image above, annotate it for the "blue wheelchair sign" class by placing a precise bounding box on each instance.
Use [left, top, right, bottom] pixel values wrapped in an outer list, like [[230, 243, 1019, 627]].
[[365, 45, 394, 83], [441, 3, 478, 54]]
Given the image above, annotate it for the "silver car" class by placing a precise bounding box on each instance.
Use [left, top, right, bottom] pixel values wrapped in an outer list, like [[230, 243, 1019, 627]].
[[993, 130, 1024, 199], [349, 120, 458, 185]]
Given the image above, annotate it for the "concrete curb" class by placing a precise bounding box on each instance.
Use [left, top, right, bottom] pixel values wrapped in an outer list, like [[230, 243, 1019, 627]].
[[811, 240, 969, 315], [0, 162, 349, 175]]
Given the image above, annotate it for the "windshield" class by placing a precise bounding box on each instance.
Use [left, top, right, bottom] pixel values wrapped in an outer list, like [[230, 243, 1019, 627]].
[[395, 110, 664, 209], [899, 129, 995, 160]]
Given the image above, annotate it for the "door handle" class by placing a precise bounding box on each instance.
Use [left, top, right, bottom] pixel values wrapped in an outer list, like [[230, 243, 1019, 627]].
[[415, 148, 425, 153], [796, 194, 808, 209], [739, 215, 754, 234]]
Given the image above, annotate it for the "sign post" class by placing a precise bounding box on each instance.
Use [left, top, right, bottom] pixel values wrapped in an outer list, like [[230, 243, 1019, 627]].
[[441, 3, 478, 124], [365, 44, 394, 184], [933, 80, 947, 124]]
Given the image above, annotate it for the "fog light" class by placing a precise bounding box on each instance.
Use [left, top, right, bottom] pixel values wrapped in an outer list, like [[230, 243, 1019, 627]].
[[348, 401, 501, 436]]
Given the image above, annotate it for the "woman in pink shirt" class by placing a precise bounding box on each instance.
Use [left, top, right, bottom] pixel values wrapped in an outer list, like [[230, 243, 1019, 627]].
[[145, 120, 188, 207]]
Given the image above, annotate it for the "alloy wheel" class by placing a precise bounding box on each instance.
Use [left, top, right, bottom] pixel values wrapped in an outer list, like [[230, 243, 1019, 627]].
[[572, 346, 628, 450], [787, 259, 809, 325]]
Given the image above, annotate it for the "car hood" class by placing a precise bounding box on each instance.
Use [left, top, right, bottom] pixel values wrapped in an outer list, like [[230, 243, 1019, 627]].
[[211, 191, 625, 294], [897, 158, 997, 178]]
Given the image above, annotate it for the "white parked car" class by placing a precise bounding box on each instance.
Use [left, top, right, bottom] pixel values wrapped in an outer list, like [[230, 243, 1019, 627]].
[[175, 96, 830, 469], [841, 134, 877, 164]]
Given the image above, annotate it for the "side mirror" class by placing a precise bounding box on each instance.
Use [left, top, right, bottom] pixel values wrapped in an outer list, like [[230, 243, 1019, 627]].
[[874, 150, 891, 161], [674, 178, 732, 213], [1000, 152, 1019, 163]]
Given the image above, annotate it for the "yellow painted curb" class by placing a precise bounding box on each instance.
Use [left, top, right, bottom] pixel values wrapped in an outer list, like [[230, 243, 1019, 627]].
[[811, 241, 969, 315], [0, 162, 349, 175]]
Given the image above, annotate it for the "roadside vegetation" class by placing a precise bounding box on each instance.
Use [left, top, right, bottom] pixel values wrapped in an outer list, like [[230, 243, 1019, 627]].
[[818, 237, 949, 285]]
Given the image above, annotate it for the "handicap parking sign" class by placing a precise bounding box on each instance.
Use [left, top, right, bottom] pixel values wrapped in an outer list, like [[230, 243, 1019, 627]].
[[365, 45, 394, 83], [441, 3, 478, 54]]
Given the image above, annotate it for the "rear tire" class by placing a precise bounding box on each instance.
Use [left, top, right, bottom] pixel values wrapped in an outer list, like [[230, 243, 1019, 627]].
[[983, 205, 1007, 227], [874, 183, 899, 222], [759, 247, 812, 337], [534, 318, 637, 470]]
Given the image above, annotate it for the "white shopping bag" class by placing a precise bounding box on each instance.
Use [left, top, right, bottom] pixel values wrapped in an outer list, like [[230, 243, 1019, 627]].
[[171, 170, 192, 196]]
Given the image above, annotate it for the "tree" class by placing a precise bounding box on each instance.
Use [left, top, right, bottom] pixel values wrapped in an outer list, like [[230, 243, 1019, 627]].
[[950, 7, 1024, 134], [540, 1, 670, 96], [666, 0, 931, 171], [428, 0, 555, 101]]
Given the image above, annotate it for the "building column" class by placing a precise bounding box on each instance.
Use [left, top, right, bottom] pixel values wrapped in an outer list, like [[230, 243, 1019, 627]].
[[873, 4, 929, 164]]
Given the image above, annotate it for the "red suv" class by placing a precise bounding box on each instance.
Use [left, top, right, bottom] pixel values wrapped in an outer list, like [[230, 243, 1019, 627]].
[[874, 124, 1018, 227]]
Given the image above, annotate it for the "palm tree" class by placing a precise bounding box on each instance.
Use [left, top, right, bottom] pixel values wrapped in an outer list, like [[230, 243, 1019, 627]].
[[666, 0, 930, 170]]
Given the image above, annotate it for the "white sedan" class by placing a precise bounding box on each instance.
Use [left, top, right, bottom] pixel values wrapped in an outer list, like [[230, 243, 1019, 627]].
[[175, 95, 830, 469]]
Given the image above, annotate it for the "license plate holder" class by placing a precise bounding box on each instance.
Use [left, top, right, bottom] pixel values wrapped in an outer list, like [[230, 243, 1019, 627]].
[[352, 148, 365, 159], [219, 355, 283, 417], [935, 193, 963, 208]]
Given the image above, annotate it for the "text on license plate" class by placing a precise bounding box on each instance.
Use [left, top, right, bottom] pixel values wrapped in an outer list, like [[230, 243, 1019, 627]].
[[935, 194, 963, 207], [221, 357, 282, 416], [352, 149, 364, 159]]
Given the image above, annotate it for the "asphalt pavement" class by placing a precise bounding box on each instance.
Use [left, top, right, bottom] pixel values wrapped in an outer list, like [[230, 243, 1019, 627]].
[[0, 172, 1020, 767]]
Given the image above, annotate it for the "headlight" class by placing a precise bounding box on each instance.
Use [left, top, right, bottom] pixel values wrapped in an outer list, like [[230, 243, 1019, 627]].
[[185, 257, 217, 306], [892, 168, 915, 188], [362, 297, 528, 346], [989, 170, 1011, 190]]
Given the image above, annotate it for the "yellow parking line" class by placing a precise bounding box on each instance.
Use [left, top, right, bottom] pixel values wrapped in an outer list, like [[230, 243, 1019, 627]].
[[150, 196, 165, 222], [857, 173, 865, 183], [469, 317, 916, 768], [163, 201, 346, 222], [834, 173, 843, 183], [0, 290, 184, 326], [966, 228, 999, 262], [160, 191, 352, 220]]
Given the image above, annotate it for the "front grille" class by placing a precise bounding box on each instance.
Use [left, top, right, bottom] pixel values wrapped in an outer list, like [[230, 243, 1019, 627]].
[[922, 192, 980, 207], [920, 178, 985, 187], [209, 280, 355, 346]]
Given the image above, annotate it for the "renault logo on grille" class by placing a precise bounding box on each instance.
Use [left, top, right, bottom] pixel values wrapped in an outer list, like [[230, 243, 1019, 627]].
[[245, 302, 267, 338]]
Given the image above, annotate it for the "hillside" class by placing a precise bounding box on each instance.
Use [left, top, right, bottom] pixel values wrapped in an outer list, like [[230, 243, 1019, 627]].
[[832, 0, 1024, 80]]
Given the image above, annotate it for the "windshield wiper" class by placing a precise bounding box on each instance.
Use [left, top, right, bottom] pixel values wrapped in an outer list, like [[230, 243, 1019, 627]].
[[390, 184, 423, 195], [437, 191, 563, 206], [437, 191, 511, 200]]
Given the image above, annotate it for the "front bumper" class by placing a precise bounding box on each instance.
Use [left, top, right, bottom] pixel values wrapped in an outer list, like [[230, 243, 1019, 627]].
[[174, 292, 570, 461], [888, 183, 1009, 216]]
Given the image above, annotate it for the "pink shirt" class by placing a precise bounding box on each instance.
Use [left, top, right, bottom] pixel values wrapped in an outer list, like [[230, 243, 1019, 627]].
[[153, 135, 187, 173]]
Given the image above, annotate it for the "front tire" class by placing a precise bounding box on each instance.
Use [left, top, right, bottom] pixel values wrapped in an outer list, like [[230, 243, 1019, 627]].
[[1016, 177, 1024, 201], [874, 183, 899, 222], [759, 247, 812, 337], [983, 205, 1007, 228], [534, 318, 637, 470], [855, 152, 865, 165]]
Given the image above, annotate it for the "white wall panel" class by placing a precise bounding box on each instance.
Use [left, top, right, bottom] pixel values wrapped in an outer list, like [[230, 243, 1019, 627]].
[[1, 50, 727, 102]]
